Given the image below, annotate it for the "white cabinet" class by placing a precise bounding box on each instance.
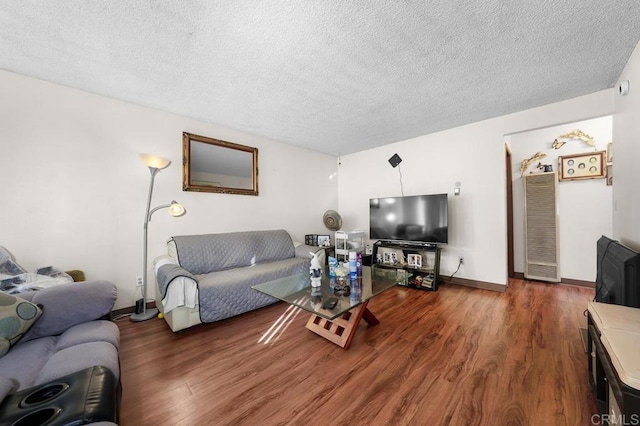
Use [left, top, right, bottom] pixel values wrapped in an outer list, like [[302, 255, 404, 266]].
[[334, 230, 364, 261]]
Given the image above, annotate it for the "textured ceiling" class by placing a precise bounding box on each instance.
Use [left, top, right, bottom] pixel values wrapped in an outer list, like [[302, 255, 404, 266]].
[[1, 1, 639, 156]]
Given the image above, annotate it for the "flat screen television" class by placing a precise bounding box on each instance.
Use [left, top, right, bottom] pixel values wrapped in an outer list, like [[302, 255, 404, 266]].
[[369, 194, 448, 245], [596, 235, 640, 308]]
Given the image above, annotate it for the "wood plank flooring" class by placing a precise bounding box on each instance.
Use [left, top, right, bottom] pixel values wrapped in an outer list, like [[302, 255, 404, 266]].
[[116, 279, 597, 425]]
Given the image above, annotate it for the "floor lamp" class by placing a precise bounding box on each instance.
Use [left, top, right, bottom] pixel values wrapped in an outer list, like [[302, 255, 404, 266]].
[[130, 154, 186, 322]]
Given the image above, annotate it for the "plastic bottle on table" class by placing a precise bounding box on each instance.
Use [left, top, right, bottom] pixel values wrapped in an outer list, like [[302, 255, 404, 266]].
[[349, 251, 357, 280]]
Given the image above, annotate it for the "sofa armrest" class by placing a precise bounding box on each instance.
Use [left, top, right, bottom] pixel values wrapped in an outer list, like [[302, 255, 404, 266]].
[[294, 244, 319, 259], [156, 264, 195, 300], [21, 280, 117, 342], [294, 244, 325, 266]]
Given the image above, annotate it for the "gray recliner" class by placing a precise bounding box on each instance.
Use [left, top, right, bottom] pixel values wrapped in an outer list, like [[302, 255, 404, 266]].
[[0, 280, 120, 425]]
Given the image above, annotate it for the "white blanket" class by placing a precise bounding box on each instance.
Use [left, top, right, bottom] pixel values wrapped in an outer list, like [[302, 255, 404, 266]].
[[154, 256, 198, 314]]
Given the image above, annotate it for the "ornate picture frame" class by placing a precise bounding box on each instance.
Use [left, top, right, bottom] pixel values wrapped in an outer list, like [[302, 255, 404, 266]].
[[183, 132, 259, 196], [558, 151, 606, 181]]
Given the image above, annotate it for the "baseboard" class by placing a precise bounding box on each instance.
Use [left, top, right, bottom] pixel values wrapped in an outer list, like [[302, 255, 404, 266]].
[[447, 277, 507, 293], [512, 272, 594, 288], [560, 278, 595, 288], [112, 301, 157, 317]]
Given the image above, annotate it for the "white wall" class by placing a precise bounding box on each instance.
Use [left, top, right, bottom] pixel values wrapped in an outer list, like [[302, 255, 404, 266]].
[[0, 70, 338, 309], [338, 90, 614, 287], [508, 117, 613, 281], [613, 41, 640, 250]]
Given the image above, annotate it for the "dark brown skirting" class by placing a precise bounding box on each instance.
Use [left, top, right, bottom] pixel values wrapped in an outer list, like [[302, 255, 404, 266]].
[[448, 277, 507, 293], [512, 272, 594, 288], [112, 301, 157, 317]]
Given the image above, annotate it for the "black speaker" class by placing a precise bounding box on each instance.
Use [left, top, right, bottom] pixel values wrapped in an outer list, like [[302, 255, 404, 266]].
[[388, 153, 402, 168]]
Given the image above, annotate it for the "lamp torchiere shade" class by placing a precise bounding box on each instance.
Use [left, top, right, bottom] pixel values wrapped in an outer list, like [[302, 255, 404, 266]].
[[140, 154, 170, 170]]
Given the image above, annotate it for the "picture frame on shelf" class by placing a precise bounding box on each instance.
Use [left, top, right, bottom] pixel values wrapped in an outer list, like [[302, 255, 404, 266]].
[[407, 253, 422, 268], [317, 235, 331, 247], [383, 251, 392, 264], [558, 151, 606, 181]]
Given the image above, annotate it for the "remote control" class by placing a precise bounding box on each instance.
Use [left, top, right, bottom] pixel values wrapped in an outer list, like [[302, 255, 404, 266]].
[[322, 297, 339, 309]]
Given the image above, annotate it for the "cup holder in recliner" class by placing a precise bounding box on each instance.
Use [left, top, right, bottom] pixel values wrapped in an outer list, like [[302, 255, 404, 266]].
[[0, 367, 118, 425], [12, 406, 62, 426], [19, 383, 69, 408]]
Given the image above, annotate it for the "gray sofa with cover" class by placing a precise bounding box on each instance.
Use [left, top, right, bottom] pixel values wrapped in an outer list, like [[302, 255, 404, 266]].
[[0, 280, 120, 425], [154, 229, 322, 332]]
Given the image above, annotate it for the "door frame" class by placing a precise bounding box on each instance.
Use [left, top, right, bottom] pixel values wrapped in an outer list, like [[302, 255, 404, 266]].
[[505, 144, 515, 278]]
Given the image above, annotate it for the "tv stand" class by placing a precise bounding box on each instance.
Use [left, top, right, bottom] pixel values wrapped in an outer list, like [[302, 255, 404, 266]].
[[372, 240, 442, 291]]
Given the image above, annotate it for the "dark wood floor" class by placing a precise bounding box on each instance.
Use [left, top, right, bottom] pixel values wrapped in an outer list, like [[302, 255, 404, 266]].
[[116, 279, 597, 425]]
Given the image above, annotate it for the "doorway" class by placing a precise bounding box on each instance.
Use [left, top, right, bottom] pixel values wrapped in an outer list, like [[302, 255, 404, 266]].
[[505, 117, 613, 284]]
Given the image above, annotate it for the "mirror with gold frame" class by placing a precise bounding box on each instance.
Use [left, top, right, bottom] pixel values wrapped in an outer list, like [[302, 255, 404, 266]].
[[182, 132, 259, 196]]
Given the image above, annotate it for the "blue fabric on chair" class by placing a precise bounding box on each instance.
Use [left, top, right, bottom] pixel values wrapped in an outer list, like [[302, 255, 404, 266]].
[[55, 321, 120, 351]]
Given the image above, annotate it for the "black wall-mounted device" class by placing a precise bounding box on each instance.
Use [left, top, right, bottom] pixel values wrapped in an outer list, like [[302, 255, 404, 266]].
[[388, 153, 402, 168]]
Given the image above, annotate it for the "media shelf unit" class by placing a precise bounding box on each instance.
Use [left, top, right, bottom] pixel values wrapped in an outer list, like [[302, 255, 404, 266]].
[[335, 230, 365, 261], [372, 240, 442, 291]]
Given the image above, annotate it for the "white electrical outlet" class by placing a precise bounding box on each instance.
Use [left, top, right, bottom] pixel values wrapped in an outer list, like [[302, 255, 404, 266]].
[[136, 276, 143, 287]]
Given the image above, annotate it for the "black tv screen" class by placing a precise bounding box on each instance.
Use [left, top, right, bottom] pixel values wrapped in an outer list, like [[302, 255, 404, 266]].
[[369, 194, 448, 244], [596, 236, 640, 308]]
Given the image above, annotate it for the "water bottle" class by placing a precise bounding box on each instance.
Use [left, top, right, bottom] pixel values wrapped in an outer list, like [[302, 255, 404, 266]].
[[349, 251, 357, 280], [350, 276, 362, 302]]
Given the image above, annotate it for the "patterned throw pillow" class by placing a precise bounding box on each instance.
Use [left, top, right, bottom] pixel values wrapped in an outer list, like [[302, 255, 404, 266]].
[[0, 292, 43, 356]]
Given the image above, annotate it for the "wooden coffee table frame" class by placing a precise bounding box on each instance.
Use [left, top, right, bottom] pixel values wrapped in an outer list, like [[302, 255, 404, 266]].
[[305, 301, 380, 349]]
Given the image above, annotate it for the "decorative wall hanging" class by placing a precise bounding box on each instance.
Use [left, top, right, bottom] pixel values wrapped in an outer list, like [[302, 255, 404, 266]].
[[606, 165, 613, 186], [558, 151, 606, 181], [520, 152, 547, 175], [551, 139, 566, 149], [536, 162, 553, 172], [556, 129, 595, 148], [606, 142, 613, 164]]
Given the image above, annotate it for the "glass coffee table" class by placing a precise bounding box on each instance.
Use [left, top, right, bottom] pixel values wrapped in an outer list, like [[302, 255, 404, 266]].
[[252, 266, 410, 349]]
